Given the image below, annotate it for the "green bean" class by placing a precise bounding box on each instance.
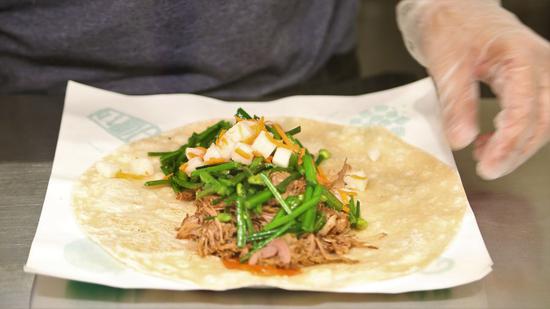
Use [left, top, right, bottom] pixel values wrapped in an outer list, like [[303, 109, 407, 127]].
[[263, 185, 322, 230], [302, 153, 317, 185], [247, 230, 277, 242], [198, 172, 231, 196], [244, 173, 300, 209], [229, 172, 248, 186], [315, 149, 331, 166], [236, 198, 247, 248], [244, 190, 272, 209], [313, 212, 327, 232], [236, 183, 246, 197], [301, 186, 316, 232], [247, 174, 265, 186], [169, 178, 182, 193], [349, 199, 368, 230], [171, 174, 202, 190], [288, 153, 298, 171], [248, 157, 264, 173], [320, 187, 343, 210], [216, 213, 232, 222]]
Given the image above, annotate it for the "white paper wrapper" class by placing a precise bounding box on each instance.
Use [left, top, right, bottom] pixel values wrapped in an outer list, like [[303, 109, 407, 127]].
[[25, 79, 492, 293]]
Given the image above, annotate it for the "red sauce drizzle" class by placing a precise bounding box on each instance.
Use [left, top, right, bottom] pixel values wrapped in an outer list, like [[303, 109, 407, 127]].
[[222, 259, 301, 276]]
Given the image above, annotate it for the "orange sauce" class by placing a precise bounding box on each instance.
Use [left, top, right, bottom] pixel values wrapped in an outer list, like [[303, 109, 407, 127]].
[[316, 167, 330, 186], [222, 259, 301, 276]]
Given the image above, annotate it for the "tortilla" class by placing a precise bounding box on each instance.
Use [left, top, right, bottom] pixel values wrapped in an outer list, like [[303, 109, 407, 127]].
[[72, 118, 466, 291]]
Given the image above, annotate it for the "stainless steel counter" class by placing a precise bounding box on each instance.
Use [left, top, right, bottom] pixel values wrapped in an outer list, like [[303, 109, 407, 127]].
[[1, 96, 548, 309]]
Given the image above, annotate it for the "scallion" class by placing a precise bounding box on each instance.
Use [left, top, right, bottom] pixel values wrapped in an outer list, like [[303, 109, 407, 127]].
[[144, 179, 170, 187]]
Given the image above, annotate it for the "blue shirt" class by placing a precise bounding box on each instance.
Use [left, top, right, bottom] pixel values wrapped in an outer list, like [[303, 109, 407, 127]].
[[0, 0, 358, 99]]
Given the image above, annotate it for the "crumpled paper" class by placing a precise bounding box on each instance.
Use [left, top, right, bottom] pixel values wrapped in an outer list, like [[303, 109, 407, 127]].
[[25, 78, 492, 293]]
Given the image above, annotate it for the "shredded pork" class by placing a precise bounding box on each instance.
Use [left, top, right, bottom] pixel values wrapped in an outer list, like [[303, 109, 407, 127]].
[[176, 194, 374, 269]]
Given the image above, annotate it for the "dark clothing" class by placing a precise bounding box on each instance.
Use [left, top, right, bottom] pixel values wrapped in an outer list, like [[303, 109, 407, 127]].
[[0, 0, 358, 99]]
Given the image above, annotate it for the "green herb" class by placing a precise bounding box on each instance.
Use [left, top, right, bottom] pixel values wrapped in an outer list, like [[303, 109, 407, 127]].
[[192, 161, 240, 176], [144, 179, 170, 186], [229, 172, 248, 186], [263, 185, 322, 230], [320, 187, 343, 210], [247, 174, 265, 186], [302, 153, 318, 185], [288, 135, 303, 147], [235, 108, 252, 119], [301, 186, 317, 232], [236, 183, 246, 197], [197, 172, 231, 197], [150, 120, 231, 179], [247, 229, 277, 242], [260, 173, 292, 214], [348, 197, 368, 230], [188, 120, 232, 148], [169, 177, 182, 193], [171, 172, 202, 190], [244, 172, 300, 209], [315, 149, 331, 166], [285, 126, 301, 136], [147, 151, 173, 156], [216, 213, 232, 222], [244, 190, 272, 209], [266, 125, 282, 140], [313, 212, 327, 232], [248, 157, 264, 173], [288, 153, 298, 170]]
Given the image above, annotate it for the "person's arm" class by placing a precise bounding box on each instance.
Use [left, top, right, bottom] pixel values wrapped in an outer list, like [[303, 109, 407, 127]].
[[397, 0, 549, 179]]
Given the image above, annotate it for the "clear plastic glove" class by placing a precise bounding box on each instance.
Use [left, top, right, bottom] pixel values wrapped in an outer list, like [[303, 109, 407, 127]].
[[397, 0, 550, 179]]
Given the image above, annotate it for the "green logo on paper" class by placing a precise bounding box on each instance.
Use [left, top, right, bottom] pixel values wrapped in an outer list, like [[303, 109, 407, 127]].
[[420, 257, 455, 274], [349, 105, 410, 136], [88, 108, 161, 142]]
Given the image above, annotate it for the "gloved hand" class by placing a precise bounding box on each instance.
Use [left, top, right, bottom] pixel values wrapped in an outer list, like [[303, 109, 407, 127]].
[[397, 0, 549, 179]]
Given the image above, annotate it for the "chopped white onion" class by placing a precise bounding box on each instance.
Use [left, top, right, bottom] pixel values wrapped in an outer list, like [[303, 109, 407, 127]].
[[251, 131, 277, 158], [272, 147, 292, 168], [96, 161, 120, 178], [129, 158, 154, 176]]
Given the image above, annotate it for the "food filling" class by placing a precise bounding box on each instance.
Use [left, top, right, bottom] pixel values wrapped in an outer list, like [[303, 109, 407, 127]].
[[145, 108, 373, 271]]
